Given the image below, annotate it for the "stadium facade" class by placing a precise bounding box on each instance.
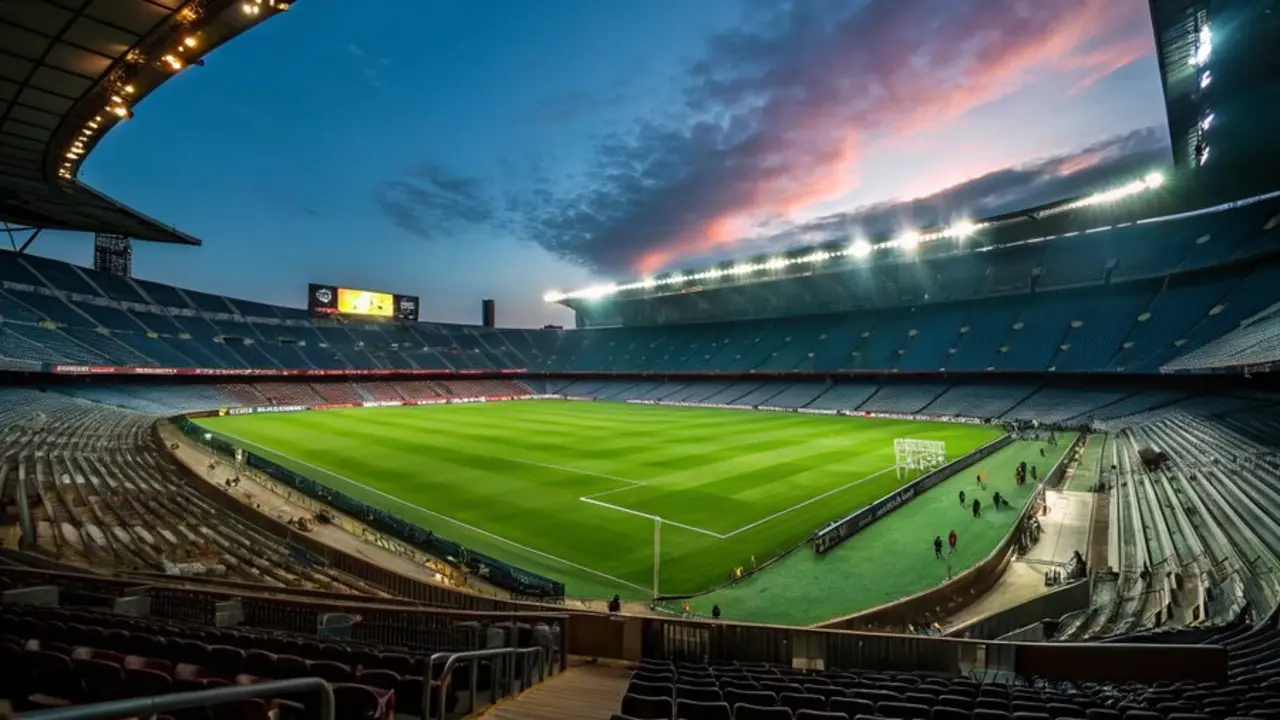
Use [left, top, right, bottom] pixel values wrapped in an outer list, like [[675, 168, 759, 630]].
[[2, 0, 1280, 716]]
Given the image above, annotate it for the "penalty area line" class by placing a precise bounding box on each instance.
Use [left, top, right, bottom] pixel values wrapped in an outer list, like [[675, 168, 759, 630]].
[[205, 429, 651, 595], [578, 496, 726, 539], [719, 465, 899, 539]]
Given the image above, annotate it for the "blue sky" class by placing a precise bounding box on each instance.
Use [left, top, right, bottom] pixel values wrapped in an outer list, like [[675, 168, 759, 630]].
[[32, 0, 1170, 327]]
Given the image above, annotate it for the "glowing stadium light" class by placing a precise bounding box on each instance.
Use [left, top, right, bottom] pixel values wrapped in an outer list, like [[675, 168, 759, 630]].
[[1201, 113, 1215, 130], [183, 36, 199, 48], [1144, 172, 1164, 189], [109, 105, 129, 118], [850, 239, 873, 259], [1200, 71, 1212, 89], [895, 231, 921, 251], [947, 221, 978, 239], [733, 264, 753, 275], [542, 290, 565, 303], [122, 84, 135, 95], [242, 2, 261, 16], [1192, 26, 1213, 67], [163, 54, 184, 71], [1199, 146, 1211, 166], [579, 284, 617, 300]]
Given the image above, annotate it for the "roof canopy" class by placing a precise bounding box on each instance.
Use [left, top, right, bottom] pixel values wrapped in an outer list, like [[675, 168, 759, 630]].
[[0, 0, 293, 243]]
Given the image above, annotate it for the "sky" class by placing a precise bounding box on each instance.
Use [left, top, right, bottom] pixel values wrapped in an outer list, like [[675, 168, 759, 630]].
[[30, 0, 1171, 327]]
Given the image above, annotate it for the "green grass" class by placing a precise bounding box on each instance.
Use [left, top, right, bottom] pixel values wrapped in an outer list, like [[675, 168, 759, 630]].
[[195, 400, 1001, 601], [688, 436, 1075, 625]]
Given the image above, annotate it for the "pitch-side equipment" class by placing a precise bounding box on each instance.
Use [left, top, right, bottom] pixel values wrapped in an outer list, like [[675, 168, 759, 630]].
[[894, 438, 947, 480]]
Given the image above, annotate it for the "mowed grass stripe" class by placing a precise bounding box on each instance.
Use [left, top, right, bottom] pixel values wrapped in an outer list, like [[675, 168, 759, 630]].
[[196, 401, 1002, 600]]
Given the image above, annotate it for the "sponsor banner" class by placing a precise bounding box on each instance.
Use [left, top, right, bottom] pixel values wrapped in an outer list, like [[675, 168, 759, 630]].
[[224, 404, 311, 416], [812, 434, 1013, 554], [47, 364, 529, 377], [860, 410, 987, 425], [314, 403, 359, 410], [361, 400, 404, 408], [796, 407, 840, 416]]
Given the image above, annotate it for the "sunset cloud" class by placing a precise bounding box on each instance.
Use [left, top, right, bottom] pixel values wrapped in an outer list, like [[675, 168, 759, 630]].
[[506, 0, 1159, 274]]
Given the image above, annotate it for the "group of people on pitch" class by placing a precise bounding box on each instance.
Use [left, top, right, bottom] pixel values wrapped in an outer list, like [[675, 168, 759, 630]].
[[935, 461, 1036, 558]]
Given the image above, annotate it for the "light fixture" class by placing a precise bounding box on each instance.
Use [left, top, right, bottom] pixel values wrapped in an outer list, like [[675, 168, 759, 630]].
[[1201, 113, 1215, 130], [1200, 71, 1212, 89], [1144, 172, 1164, 188], [850, 239, 872, 259], [183, 36, 198, 48], [896, 231, 921, 250], [163, 54, 184, 71]]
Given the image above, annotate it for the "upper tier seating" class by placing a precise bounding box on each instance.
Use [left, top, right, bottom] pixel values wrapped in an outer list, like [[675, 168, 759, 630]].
[[2, 243, 1278, 375]]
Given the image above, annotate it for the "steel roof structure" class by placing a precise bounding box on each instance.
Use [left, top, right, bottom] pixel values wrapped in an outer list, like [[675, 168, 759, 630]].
[[0, 0, 293, 245]]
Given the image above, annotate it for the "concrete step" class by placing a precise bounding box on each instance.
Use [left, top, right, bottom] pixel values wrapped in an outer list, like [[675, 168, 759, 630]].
[[482, 662, 631, 720]]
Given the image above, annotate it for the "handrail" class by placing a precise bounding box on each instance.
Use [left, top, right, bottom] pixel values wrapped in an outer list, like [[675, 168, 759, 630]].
[[15, 677, 335, 720], [423, 646, 548, 720]]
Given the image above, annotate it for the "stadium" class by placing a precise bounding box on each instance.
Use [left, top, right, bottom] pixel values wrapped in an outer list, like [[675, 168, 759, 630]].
[[1, 0, 1279, 718]]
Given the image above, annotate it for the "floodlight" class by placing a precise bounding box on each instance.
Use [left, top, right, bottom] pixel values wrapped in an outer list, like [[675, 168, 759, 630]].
[[1199, 146, 1211, 166], [948, 221, 978, 238], [896, 231, 921, 251], [580, 284, 616, 300], [1200, 71, 1212, 89], [733, 264, 752, 275], [641, 277, 657, 288], [1144, 172, 1164, 188], [542, 290, 564, 303], [183, 36, 198, 48], [850, 239, 872, 259]]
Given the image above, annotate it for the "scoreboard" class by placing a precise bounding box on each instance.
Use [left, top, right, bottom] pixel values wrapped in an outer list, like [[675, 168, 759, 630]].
[[308, 284, 420, 321]]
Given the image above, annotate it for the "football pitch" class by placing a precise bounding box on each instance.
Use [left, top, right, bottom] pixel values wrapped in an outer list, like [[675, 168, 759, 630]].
[[194, 400, 1004, 601]]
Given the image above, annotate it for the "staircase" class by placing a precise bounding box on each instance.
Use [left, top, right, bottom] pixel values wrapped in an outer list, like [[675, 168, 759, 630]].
[[483, 662, 631, 720]]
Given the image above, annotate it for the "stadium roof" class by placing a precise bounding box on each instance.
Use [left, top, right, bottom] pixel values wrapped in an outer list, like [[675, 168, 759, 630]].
[[0, 0, 294, 244]]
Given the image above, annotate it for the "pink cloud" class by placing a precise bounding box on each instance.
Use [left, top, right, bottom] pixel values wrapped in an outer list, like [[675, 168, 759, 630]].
[[627, 0, 1155, 272]]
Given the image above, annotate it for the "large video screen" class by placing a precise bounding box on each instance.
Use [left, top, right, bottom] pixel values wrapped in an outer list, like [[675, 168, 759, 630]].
[[308, 284, 419, 321]]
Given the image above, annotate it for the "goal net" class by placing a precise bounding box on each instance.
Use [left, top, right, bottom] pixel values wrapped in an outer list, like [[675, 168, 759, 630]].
[[894, 438, 947, 480]]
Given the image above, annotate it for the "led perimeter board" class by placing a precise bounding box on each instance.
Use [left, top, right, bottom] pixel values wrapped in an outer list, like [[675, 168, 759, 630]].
[[308, 284, 420, 321]]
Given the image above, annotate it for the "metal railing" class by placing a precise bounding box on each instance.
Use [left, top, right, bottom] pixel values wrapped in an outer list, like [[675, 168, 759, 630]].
[[423, 646, 548, 720], [15, 677, 334, 720]]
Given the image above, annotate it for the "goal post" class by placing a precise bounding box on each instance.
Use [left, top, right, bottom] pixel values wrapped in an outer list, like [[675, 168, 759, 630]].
[[894, 438, 947, 480]]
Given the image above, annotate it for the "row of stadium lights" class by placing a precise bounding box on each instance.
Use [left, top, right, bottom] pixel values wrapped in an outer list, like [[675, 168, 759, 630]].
[[58, 0, 290, 181], [542, 171, 1166, 304], [1190, 21, 1213, 167]]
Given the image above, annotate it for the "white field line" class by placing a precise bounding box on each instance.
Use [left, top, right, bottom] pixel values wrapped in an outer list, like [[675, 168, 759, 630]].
[[507, 457, 644, 486], [209, 429, 650, 594], [719, 465, 899, 539], [579, 496, 726, 538]]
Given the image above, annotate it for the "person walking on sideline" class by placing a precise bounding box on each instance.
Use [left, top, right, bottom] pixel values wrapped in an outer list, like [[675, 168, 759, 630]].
[[934, 535, 944, 558], [948, 529, 958, 554]]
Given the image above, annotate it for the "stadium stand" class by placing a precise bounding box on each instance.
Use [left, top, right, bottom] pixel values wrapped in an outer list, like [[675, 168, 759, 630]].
[[5, 0, 1280, 715]]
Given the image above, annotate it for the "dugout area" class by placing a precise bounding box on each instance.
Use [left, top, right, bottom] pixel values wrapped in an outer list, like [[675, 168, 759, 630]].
[[193, 399, 1067, 625]]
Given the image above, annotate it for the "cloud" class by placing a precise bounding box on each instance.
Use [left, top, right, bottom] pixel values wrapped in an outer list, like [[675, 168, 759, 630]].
[[745, 126, 1171, 254], [506, 0, 1156, 275], [376, 164, 496, 241], [345, 43, 390, 88]]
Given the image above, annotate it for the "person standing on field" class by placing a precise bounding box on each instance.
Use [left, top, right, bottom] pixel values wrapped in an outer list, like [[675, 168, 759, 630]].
[[934, 535, 944, 558], [948, 529, 958, 554]]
